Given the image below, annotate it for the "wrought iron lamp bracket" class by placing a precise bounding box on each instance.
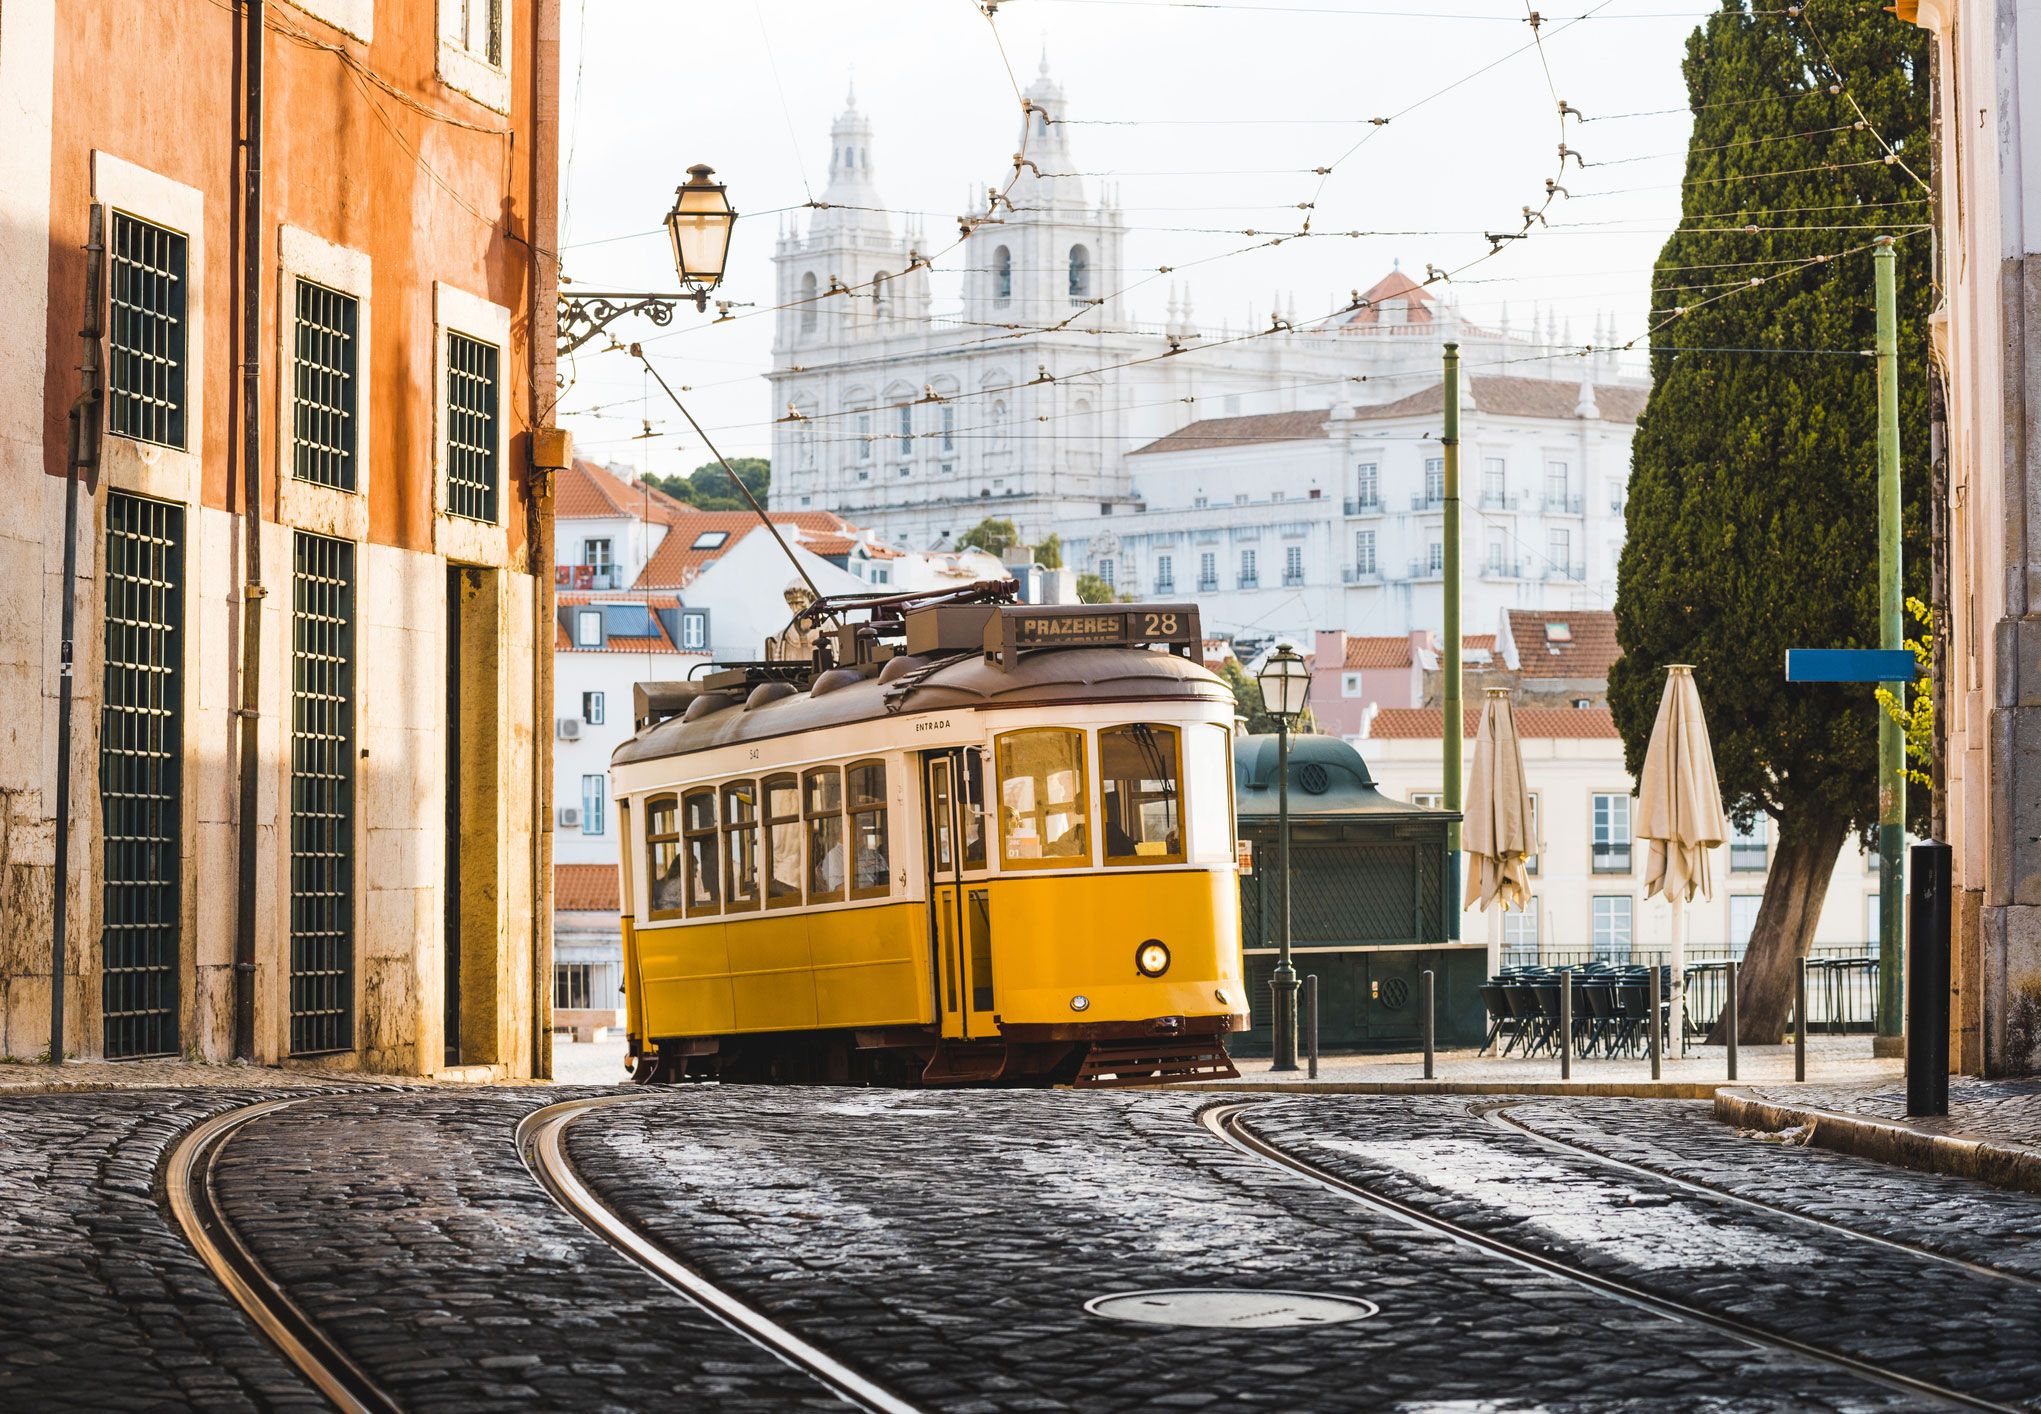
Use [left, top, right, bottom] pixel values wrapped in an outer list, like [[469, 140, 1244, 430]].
[[557, 289, 710, 356]]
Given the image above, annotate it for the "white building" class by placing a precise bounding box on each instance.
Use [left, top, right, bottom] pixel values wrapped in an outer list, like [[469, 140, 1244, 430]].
[[765, 61, 1648, 653], [1358, 708, 1885, 969]]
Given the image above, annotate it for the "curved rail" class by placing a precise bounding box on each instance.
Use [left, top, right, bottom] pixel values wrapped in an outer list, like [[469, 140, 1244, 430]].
[[1481, 1101, 2041, 1289], [516, 1096, 921, 1414], [164, 1100, 401, 1414], [1199, 1101, 2014, 1414]]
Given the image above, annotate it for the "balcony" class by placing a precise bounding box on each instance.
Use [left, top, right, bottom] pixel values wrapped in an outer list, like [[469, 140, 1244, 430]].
[[1344, 496, 1382, 516], [1154, 578, 1176, 595], [1411, 492, 1445, 512], [1544, 562, 1587, 582], [1342, 564, 1381, 584], [1478, 491, 1518, 511], [1282, 571, 1305, 587], [1544, 494, 1585, 515], [561, 563, 622, 591], [1407, 558, 1443, 581], [1482, 558, 1525, 579]]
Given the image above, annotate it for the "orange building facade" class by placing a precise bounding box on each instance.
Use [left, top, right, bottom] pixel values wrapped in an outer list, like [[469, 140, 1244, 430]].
[[0, 0, 563, 1075]]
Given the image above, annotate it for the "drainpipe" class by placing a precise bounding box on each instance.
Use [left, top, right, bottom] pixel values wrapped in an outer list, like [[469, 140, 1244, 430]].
[[233, 0, 265, 1061], [529, 0, 564, 1079], [50, 207, 107, 1063]]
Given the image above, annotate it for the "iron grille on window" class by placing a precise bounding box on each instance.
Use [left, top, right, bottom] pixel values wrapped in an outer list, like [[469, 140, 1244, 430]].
[[445, 332, 500, 523], [100, 493, 184, 1059], [293, 279, 359, 491], [290, 532, 356, 1055], [108, 213, 188, 449]]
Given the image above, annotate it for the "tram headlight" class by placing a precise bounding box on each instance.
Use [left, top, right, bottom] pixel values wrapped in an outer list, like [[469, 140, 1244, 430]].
[[1070, 994, 1091, 1012], [1135, 940, 1171, 978]]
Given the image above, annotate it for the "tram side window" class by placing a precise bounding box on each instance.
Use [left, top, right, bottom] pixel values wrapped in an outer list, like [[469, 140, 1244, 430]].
[[961, 749, 987, 869], [683, 787, 719, 915], [805, 766, 845, 903], [1100, 723, 1184, 865], [721, 780, 761, 913], [847, 759, 889, 899], [1187, 724, 1237, 864], [996, 729, 1089, 867], [764, 774, 803, 908], [646, 796, 684, 919]]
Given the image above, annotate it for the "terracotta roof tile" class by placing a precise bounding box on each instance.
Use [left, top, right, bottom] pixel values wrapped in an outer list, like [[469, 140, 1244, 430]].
[[557, 459, 694, 523], [557, 590, 682, 609], [1342, 636, 1415, 670], [1128, 408, 1331, 456], [1366, 706, 1620, 740], [1349, 375, 1648, 424], [633, 510, 858, 588], [1341, 269, 1437, 326], [556, 863, 619, 912], [1505, 608, 1623, 679]]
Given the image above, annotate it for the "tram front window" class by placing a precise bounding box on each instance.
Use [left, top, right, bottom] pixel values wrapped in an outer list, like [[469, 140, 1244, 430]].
[[1101, 724, 1183, 865], [997, 729, 1089, 866]]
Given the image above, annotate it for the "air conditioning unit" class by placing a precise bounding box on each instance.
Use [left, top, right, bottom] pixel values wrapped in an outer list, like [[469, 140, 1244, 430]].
[[556, 717, 581, 740], [558, 806, 582, 829]]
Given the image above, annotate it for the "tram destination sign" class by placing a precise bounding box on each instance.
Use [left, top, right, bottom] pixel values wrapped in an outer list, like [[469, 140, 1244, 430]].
[[985, 603, 1202, 668]]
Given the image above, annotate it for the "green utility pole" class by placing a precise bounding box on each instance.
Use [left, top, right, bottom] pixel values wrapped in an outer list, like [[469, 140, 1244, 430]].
[[1874, 238, 1906, 1053], [1442, 342, 1463, 938]]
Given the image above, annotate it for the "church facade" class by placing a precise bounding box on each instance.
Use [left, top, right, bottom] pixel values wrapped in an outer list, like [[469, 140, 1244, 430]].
[[765, 61, 1649, 644]]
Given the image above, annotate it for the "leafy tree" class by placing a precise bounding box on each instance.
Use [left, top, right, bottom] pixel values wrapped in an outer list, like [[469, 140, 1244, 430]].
[[1607, 1, 1931, 1041], [957, 517, 1021, 556], [1034, 533, 1065, 570], [1874, 598, 1935, 791], [643, 457, 770, 511], [1074, 571, 1121, 604]]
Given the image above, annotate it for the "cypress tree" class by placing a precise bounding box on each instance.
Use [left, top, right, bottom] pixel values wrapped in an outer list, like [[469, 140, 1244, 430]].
[[1607, 0, 1931, 1041]]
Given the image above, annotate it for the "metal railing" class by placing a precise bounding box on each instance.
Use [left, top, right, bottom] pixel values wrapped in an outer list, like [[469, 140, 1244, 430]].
[[1237, 574, 1259, 589], [1482, 558, 1525, 579], [1282, 571, 1305, 587], [1499, 945, 1881, 1036], [1344, 496, 1382, 515], [1197, 576, 1219, 592], [1544, 494, 1585, 515], [1411, 492, 1444, 511], [1342, 564, 1381, 584], [1544, 561, 1587, 582]]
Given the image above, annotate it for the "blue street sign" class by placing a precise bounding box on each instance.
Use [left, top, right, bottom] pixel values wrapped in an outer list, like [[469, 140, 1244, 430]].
[[1785, 648, 1920, 683]]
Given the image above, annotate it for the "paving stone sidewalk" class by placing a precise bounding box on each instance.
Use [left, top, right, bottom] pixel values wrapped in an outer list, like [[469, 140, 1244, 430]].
[[568, 1087, 1919, 1412], [0, 1091, 324, 1412], [1249, 1094, 2041, 1410], [1720, 1076, 2041, 1192]]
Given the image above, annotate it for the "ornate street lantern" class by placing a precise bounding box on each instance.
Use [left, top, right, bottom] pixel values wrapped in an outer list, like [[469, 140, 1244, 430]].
[[1255, 641, 1311, 1072], [667, 164, 737, 311]]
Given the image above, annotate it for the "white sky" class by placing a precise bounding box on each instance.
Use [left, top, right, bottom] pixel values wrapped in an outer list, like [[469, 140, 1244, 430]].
[[554, 0, 1705, 473]]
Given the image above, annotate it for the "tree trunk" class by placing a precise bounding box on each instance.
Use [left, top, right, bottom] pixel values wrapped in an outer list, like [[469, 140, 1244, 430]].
[[1711, 808, 1850, 1044]]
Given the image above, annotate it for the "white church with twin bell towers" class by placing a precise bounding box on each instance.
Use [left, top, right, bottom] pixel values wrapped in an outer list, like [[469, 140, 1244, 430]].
[[766, 59, 1651, 645]]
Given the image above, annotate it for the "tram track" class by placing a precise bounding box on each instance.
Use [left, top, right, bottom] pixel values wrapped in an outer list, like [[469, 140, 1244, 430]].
[[1200, 1100, 2020, 1414], [1479, 1100, 2041, 1289], [515, 1095, 921, 1414], [163, 1098, 401, 1414]]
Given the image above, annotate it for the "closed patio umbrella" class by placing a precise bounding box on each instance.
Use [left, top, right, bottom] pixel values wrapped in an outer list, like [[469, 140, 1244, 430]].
[[1463, 688, 1535, 976], [1636, 664, 1729, 1058]]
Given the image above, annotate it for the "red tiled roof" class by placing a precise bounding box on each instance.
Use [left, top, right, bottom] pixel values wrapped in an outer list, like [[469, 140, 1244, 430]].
[[1505, 608, 1622, 679], [1464, 633, 1497, 653], [802, 533, 860, 557], [556, 863, 619, 912], [1341, 269, 1437, 326], [1351, 376, 1648, 424], [633, 510, 858, 589], [557, 459, 694, 523], [1341, 636, 1415, 670], [1128, 408, 1332, 456], [557, 590, 681, 609], [1366, 706, 1620, 740]]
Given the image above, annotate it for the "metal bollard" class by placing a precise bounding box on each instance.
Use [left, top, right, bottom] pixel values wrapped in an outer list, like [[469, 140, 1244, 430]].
[[1907, 841, 1954, 1117], [1649, 967, 1663, 1081], [1795, 957, 1808, 1083], [1304, 973, 1319, 1080], [1726, 959, 1739, 1082], [1559, 968, 1572, 1081], [1421, 969, 1436, 1080]]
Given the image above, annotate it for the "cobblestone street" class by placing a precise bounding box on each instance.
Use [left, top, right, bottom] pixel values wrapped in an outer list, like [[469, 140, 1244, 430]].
[[5, 1083, 2041, 1411]]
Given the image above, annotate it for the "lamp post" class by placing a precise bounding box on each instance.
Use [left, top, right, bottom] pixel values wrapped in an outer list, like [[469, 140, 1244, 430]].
[[558, 164, 737, 356], [1256, 643, 1311, 1072]]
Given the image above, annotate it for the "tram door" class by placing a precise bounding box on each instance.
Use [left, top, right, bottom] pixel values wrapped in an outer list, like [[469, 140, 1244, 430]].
[[923, 751, 995, 1039]]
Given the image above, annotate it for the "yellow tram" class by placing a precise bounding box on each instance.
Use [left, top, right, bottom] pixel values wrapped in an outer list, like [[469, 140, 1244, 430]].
[[609, 590, 1247, 1086]]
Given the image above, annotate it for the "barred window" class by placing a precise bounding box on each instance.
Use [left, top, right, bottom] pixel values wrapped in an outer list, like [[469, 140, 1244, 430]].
[[445, 331, 500, 523], [293, 279, 359, 491], [108, 212, 188, 449], [290, 531, 356, 1056]]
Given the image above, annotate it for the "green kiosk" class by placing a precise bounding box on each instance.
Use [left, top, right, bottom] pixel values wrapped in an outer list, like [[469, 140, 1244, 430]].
[[1232, 734, 1484, 1056]]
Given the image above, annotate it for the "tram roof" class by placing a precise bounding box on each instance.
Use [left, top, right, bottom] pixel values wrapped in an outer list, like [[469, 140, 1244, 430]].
[[614, 646, 1231, 767], [1233, 733, 1450, 820]]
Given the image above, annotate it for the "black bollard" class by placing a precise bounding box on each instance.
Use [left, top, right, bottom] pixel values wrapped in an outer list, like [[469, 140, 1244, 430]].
[[1421, 969, 1436, 1080], [1726, 959, 1739, 1082], [1907, 841, 1952, 1117], [1304, 973, 1320, 1081], [1795, 957, 1808, 1083]]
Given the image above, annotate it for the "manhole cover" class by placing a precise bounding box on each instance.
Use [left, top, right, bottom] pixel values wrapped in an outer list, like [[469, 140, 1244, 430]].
[[1085, 1289, 1378, 1329]]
